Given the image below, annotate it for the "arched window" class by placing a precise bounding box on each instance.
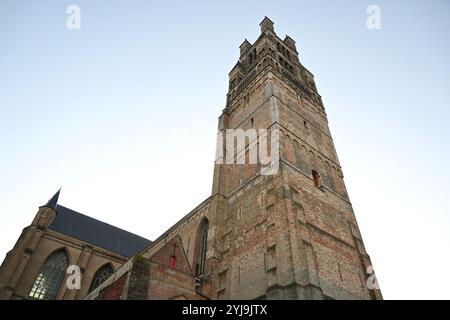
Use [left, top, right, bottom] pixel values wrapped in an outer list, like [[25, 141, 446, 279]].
[[89, 264, 114, 292], [29, 249, 68, 300], [195, 218, 209, 276]]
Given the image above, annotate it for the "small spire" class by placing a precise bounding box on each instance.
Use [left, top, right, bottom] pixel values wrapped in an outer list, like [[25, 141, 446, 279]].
[[284, 35, 297, 52], [43, 187, 61, 210], [260, 16, 275, 33], [239, 39, 252, 55], [239, 38, 251, 48]]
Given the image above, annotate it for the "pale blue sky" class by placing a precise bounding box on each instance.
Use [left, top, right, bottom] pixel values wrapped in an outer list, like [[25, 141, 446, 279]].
[[1, 0, 449, 299]]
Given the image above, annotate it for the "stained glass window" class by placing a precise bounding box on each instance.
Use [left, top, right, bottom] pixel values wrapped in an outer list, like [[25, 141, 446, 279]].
[[29, 249, 68, 300], [89, 264, 113, 292]]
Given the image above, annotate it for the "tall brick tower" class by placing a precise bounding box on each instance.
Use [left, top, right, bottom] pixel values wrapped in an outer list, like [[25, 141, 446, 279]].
[[210, 17, 382, 300]]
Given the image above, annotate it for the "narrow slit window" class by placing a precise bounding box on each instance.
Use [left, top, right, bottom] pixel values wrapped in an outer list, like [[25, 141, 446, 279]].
[[312, 170, 320, 188], [195, 219, 209, 276], [169, 255, 176, 269]]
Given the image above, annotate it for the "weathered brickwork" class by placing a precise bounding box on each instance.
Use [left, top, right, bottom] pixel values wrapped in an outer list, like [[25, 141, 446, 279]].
[[97, 275, 127, 300], [206, 17, 381, 300], [85, 238, 207, 300]]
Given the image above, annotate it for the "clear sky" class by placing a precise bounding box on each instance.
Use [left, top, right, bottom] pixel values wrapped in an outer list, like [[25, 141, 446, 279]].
[[1, 0, 449, 299]]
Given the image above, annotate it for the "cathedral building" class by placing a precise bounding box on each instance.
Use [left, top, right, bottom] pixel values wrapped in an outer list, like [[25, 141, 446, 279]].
[[0, 17, 382, 300]]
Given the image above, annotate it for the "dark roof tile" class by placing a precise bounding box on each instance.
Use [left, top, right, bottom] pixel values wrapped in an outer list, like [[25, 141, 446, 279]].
[[48, 205, 151, 257]]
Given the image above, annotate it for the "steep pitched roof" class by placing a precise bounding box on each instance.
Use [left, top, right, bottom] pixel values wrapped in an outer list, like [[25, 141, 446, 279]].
[[48, 205, 152, 257]]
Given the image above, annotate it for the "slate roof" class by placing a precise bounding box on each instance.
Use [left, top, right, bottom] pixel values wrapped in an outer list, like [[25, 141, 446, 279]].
[[48, 205, 152, 257]]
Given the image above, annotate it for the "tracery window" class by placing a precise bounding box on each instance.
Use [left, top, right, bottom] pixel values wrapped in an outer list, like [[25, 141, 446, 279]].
[[29, 249, 68, 300], [89, 264, 114, 292]]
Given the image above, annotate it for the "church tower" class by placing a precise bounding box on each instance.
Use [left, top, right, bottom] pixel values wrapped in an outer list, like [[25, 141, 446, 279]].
[[210, 17, 382, 300]]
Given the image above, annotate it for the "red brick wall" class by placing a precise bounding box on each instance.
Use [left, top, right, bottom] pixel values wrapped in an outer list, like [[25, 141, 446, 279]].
[[97, 274, 127, 300], [150, 236, 192, 275]]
